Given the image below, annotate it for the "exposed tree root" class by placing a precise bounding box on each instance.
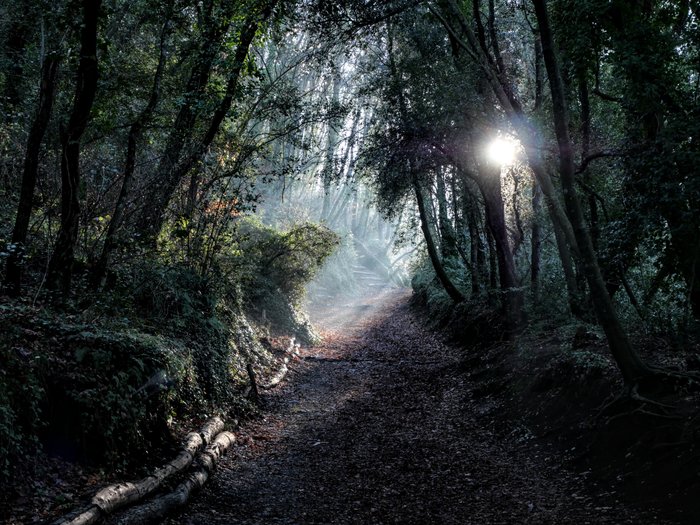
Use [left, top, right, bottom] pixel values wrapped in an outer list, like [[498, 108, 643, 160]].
[[245, 363, 261, 405], [247, 349, 294, 398], [594, 366, 700, 424], [606, 407, 684, 424]]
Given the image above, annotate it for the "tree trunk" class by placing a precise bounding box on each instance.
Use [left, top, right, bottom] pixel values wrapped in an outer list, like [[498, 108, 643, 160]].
[[387, 19, 462, 302], [475, 163, 523, 331], [551, 205, 587, 317], [46, 0, 102, 296], [0, 6, 32, 118], [436, 169, 459, 260], [534, 0, 653, 384], [486, 226, 498, 292], [530, 179, 542, 300], [320, 64, 342, 222], [134, 3, 274, 244], [4, 54, 59, 296], [413, 174, 464, 303], [327, 109, 361, 227], [433, 0, 586, 314], [467, 208, 483, 295], [510, 172, 525, 257], [577, 72, 602, 253], [526, 144, 584, 316], [91, 15, 171, 289]]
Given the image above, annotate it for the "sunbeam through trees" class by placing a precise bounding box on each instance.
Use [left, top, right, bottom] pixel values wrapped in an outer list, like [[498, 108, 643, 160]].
[[1, 0, 700, 523]]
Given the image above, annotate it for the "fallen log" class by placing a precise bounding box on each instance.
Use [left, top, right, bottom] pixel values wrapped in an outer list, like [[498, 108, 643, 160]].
[[51, 417, 225, 525], [198, 416, 225, 446], [113, 431, 236, 525], [260, 358, 289, 390], [50, 506, 102, 525]]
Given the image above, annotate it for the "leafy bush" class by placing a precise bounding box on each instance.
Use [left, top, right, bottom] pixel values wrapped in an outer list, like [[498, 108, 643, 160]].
[[0, 338, 44, 477], [0, 214, 337, 478], [220, 217, 339, 343], [231, 217, 339, 298], [0, 300, 204, 472], [127, 263, 219, 333], [48, 330, 188, 465]]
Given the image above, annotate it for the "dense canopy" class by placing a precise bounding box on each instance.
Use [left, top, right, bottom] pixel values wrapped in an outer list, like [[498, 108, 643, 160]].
[[2, 0, 700, 522]]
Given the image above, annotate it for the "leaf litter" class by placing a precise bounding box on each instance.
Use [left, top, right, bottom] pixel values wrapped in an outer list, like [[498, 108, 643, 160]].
[[167, 289, 665, 525]]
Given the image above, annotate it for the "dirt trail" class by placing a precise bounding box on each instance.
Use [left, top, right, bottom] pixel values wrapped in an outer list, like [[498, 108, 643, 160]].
[[167, 289, 659, 524]]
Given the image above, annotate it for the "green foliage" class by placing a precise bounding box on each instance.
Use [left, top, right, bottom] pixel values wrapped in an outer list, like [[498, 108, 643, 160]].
[[4, 0, 700, 489], [410, 253, 462, 323], [569, 349, 610, 373], [102, 259, 261, 405], [0, 298, 199, 473], [52, 329, 189, 465], [129, 262, 219, 335], [232, 217, 339, 301], [219, 217, 339, 343], [0, 334, 44, 477], [0, 212, 338, 475]]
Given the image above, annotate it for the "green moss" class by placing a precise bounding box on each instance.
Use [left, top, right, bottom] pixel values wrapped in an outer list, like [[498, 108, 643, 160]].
[[0, 215, 339, 477]]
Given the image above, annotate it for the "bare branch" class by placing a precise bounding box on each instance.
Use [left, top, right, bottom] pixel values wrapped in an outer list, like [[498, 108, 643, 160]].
[[576, 150, 625, 174]]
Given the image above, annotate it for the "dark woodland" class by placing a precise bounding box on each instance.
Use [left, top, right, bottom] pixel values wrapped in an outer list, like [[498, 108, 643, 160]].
[[1, 0, 700, 523]]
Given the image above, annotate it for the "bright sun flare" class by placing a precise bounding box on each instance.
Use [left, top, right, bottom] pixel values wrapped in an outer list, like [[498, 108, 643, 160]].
[[487, 137, 518, 166]]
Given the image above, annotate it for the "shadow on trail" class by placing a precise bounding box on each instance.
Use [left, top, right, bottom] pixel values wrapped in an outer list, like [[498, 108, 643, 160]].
[[167, 289, 656, 525]]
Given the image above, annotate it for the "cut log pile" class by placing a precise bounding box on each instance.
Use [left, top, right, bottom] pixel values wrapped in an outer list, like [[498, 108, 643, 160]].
[[52, 417, 227, 525], [52, 350, 294, 524], [112, 432, 236, 525]]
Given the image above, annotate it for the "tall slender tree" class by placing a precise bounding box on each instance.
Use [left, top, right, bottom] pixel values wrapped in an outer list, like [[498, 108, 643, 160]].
[[4, 53, 59, 296], [532, 0, 653, 384], [46, 0, 102, 295]]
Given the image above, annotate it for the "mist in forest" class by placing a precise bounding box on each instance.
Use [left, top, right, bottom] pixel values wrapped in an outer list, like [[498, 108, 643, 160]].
[[241, 31, 417, 307], [3, 1, 700, 522]]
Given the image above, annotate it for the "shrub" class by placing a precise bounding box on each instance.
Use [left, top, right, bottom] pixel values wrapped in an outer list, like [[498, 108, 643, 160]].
[[0, 214, 337, 477], [220, 217, 339, 343], [0, 338, 44, 477]]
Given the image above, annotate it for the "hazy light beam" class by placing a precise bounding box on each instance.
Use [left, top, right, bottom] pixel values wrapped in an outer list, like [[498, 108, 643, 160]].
[[487, 137, 518, 166]]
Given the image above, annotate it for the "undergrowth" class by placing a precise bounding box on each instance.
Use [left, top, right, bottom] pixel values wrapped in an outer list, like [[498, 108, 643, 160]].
[[0, 216, 338, 482], [411, 247, 700, 523]]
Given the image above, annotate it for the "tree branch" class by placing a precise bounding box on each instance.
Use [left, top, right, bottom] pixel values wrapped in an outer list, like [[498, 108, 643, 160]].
[[576, 150, 625, 174]]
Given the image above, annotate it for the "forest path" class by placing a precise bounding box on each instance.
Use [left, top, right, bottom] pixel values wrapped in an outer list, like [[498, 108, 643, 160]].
[[168, 289, 655, 524]]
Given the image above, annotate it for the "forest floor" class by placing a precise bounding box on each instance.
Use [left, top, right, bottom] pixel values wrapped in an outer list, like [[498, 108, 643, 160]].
[[164, 288, 669, 525]]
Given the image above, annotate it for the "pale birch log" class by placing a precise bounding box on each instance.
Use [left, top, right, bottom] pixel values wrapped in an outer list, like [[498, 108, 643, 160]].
[[260, 358, 289, 390], [114, 431, 235, 525], [51, 417, 225, 525]]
